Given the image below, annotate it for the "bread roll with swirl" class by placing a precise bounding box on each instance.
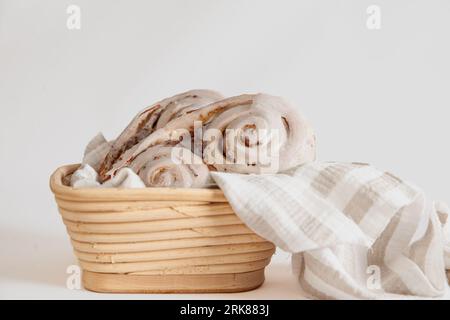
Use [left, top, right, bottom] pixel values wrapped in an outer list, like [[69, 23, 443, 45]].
[[98, 89, 223, 180], [129, 144, 211, 188], [202, 94, 316, 173]]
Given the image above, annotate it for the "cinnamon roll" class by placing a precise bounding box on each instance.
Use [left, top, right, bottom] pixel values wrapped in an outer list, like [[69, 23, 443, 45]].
[[129, 144, 211, 188], [202, 94, 316, 173], [98, 89, 223, 180]]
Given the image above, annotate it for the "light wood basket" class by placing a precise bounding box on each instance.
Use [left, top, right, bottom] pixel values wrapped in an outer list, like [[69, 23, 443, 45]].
[[50, 164, 275, 293]]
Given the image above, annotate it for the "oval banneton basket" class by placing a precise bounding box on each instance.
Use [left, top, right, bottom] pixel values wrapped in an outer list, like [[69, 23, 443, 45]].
[[50, 164, 275, 293]]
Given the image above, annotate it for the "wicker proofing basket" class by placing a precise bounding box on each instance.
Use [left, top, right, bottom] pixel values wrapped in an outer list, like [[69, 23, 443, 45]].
[[50, 164, 275, 293]]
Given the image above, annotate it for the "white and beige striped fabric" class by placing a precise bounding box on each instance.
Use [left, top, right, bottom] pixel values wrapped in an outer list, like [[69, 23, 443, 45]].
[[211, 162, 450, 299]]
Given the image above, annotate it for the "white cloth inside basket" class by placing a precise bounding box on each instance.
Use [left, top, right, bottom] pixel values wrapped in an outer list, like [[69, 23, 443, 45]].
[[211, 162, 450, 299], [71, 164, 145, 189]]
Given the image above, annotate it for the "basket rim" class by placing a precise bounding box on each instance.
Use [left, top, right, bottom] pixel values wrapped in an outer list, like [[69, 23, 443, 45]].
[[50, 164, 227, 202]]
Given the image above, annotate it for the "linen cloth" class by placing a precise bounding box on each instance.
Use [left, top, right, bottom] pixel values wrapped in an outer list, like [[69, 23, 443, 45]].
[[211, 162, 450, 299], [70, 164, 145, 188]]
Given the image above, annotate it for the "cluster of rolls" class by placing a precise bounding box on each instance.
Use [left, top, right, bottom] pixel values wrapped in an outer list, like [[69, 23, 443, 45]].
[[90, 89, 316, 188]]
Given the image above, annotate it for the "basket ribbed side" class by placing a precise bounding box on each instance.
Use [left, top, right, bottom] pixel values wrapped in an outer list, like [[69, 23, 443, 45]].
[[50, 165, 275, 277]]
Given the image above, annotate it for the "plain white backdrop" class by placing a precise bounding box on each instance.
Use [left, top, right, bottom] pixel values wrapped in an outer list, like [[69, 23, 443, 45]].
[[1, 0, 449, 299]]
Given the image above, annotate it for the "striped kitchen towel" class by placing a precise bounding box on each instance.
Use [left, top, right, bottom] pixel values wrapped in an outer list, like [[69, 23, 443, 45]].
[[211, 162, 450, 299]]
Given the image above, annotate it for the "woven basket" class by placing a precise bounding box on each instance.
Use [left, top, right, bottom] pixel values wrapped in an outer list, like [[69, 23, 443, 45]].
[[50, 164, 275, 293]]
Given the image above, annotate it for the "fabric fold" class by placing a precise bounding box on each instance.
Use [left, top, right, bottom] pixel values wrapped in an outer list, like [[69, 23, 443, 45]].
[[211, 162, 449, 299], [70, 164, 145, 189]]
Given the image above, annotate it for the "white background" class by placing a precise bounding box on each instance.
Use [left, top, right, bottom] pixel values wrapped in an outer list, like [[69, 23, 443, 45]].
[[1, 0, 449, 299]]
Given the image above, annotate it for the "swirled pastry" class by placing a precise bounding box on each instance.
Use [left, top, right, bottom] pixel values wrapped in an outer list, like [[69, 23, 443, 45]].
[[129, 144, 211, 188], [98, 89, 223, 180], [203, 93, 316, 173]]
